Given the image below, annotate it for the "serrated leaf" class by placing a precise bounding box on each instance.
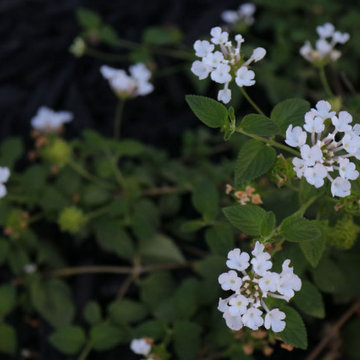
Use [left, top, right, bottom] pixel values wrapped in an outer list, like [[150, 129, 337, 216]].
[[192, 179, 219, 221], [139, 234, 185, 264], [299, 233, 326, 267], [270, 98, 310, 135], [240, 114, 280, 136], [90, 323, 125, 351], [293, 280, 325, 318], [186, 95, 228, 128], [49, 326, 86, 355], [312, 257, 344, 293], [108, 300, 148, 325], [277, 306, 307, 349], [260, 211, 276, 237], [205, 224, 234, 256], [223, 205, 266, 236], [235, 139, 276, 185], [281, 216, 321, 242], [173, 321, 201, 360], [143, 26, 183, 45]]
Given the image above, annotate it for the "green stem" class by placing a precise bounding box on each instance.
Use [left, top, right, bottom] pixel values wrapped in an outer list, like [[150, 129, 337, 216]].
[[236, 128, 301, 157], [85, 47, 127, 62], [319, 66, 334, 98], [77, 342, 92, 360], [86, 206, 108, 221], [68, 159, 114, 190], [240, 87, 265, 115], [292, 196, 318, 217], [114, 99, 126, 140]]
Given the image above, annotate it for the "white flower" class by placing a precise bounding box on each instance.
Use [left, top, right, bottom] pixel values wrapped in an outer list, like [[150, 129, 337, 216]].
[[193, 40, 214, 57], [338, 158, 359, 180], [221, 3, 256, 26], [264, 309, 286, 332], [0, 167, 10, 199], [226, 248, 250, 271], [251, 253, 272, 276], [218, 88, 231, 104], [24, 264, 37, 274], [100, 63, 153, 98], [300, 144, 323, 166], [304, 112, 324, 133], [235, 66, 255, 87], [285, 125, 307, 147], [332, 31, 350, 44], [316, 23, 335, 38], [242, 307, 264, 330], [218, 270, 242, 291], [331, 177, 351, 197], [292, 157, 306, 178], [250, 47, 266, 62], [130, 338, 151, 356], [229, 295, 249, 316], [304, 163, 328, 188], [211, 64, 232, 84], [239, 3, 256, 17], [31, 106, 73, 133], [191, 60, 211, 80], [331, 111, 352, 132], [203, 51, 225, 67], [218, 242, 301, 333], [316, 38, 332, 54], [221, 10, 239, 24], [259, 272, 279, 294], [210, 27, 229, 44], [311, 100, 335, 120], [223, 310, 243, 330], [300, 41, 313, 61]]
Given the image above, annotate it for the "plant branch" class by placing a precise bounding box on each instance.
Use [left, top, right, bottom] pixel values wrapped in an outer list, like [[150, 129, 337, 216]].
[[319, 66, 334, 98], [305, 301, 360, 360], [240, 87, 265, 115]]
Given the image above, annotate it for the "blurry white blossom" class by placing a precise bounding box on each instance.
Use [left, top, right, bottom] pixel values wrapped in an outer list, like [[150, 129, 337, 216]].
[[218, 241, 301, 332], [100, 63, 154, 99], [300, 22, 349, 65], [191, 27, 266, 104], [285, 100, 360, 197], [31, 107, 73, 133], [0, 167, 10, 199], [130, 338, 151, 356], [221, 3, 256, 26]]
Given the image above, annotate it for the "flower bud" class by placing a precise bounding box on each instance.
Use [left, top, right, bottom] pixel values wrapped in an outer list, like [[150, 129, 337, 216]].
[[41, 138, 71, 168], [58, 207, 87, 234]]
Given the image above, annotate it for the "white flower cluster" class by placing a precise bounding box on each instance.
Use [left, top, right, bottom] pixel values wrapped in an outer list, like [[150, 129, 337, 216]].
[[31, 106, 73, 133], [0, 167, 10, 198], [285, 100, 360, 197], [130, 338, 153, 360], [191, 27, 266, 104], [100, 63, 153, 99], [300, 23, 349, 64], [221, 3, 256, 26], [218, 241, 301, 332]]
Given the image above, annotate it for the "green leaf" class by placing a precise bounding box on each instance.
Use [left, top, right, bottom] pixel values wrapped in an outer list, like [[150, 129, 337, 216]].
[[277, 306, 307, 349], [0, 285, 16, 319], [83, 301, 102, 325], [173, 279, 199, 319], [131, 200, 159, 241], [180, 220, 206, 233], [0, 137, 24, 167], [192, 179, 219, 221], [94, 219, 134, 260], [235, 139, 276, 185], [260, 211, 276, 237], [140, 272, 175, 313], [223, 205, 266, 236], [299, 233, 326, 267], [0, 238, 9, 265], [0, 323, 17, 355], [139, 234, 185, 264], [90, 322, 125, 351], [30, 278, 75, 328], [239, 114, 280, 136], [280, 216, 322, 243], [82, 184, 110, 206], [76, 8, 102, 29], [205, 224, 234, 256], [98, 25, 119, 46], [173, 321, 202, 360], [108, 300, 148, 325], [293, 280, 325, 318], [143, 26, 183, 45], [312, 257, 344, 293], [135, 320, 167, 341], [40, 186, 69, 212], [116, 139, 144, 157], [270, 98, 310, 135], [49, 326, 86, 355], [186, 95, 228, 128]]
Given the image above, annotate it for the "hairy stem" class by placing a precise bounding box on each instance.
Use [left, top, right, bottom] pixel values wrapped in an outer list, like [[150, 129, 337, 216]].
[[240, 87, 265, 115], [77, 342, 92, 360]]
